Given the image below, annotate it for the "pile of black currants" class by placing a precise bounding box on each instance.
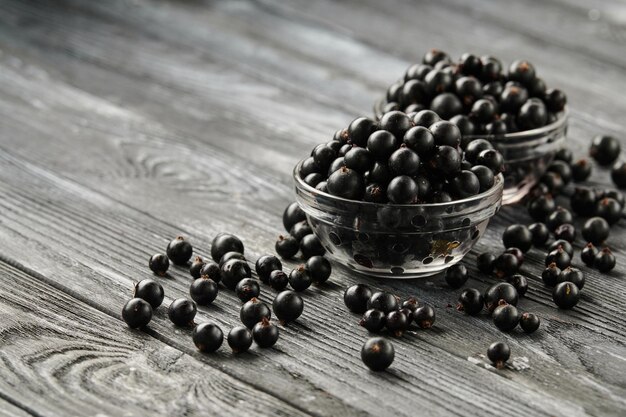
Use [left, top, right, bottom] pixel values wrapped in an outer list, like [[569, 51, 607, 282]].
[[381, 49, 567, 136], [300, 110, 504, 205]]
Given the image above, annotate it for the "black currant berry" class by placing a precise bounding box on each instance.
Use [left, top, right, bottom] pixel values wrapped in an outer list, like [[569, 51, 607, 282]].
[[413, 305, 436, 329], [476, 149, 504, 174], [300, 235, 325, 259], [554, 223, 576, 243], [542, 263, 561, 287], [423, 49, 450, 66], [312, 143, 337, 173], [424, 69, 454, 96], [430, 121, 462, 148], [149, 253, 169, 276], [189, 256, 206, 279], [240, 298, 271, 329], [559, 267, 585, 289], [387, 175, 419, 204], [400, 79, 428, 107], [255, 255, 282, 284], [273, 290, 304, 324], [518, 99, 547, 130], [364, 183, 386, 203], [367, 292, 399, 313], [520, 312, 540, 334], [329, 156, 347, 175], [401, 297, 420, 312], [493, 303, 521, 332], [198, 261, 221, 283], [596, 197, 622, 225], [445, 264, 468, 289], [327, 167, 365, 200], [590, 135, 620, 166], [211, 233, 244, 263], [555, 148, 573, 164], [487, 341, 510, 369], [545, 247, 571, 269], [167, 236, 193, 266], [304, 173, 324, 187], [570, 187, 597, 217], [192, 322, 223, 353], [457, 288, 484, 316], [507, 274, 528, 297], [477, 252, 496, 274], [611, 161, 626, 188], [344, 147, 374, 174], [499, 85, 528, 113], [471, 165, 495, 193], [289, 265, 312, 292], [385, 310, 408, 336], [547, 160, 572, 184], [451, 170, 480, 198], [494, 253, 519, 278], [359, 308, 386, 333], [502, 224, 532, 253], [344, 284, 373, 314], [305, 255, 332, 284], [544, 88, 567, 112], [122, 298, 152, 329], [539, 171, 564, 194], [484, 282, 518, 312], [269, 270, 289, 291], [528, 195, 556, 221], [582, 216, 610, 245], [134, 279, 165, 309], [431, 145, 462, 177], [347, 117, 377, 147], [470, 99, 497, 123], [571, 159, 592, 182], [548, 239, 574, 257], [290, 221, 313, 242], [252, 318, 279, 348], [465, 139, 493, 163], [219, 251, 246, 268], [581, 243, 598, 267], [227, 326, 253, 353], [595, 247, 616, 273], [528, 222, 550, 246], [553, 281, 580, 309], [361, 337, 395, 372], [221, 259, 252, 290], [190, 276, 219, 305], [430, 92, 463, 119], [380, 111, 412, 140], [275, 235, 299, 259], [403, 126, 435, 158], [546, 207, 573, 231], [599, 189, 625, 208], [168, 298, 197, 327], [388, 146, 420, 176], [235, 278, 261, 302]]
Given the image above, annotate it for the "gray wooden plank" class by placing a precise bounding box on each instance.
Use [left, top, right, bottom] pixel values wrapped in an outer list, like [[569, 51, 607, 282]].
[[0, 51, 622, 417], [0, 399, 33, 417], [0, 261, 312, 417]]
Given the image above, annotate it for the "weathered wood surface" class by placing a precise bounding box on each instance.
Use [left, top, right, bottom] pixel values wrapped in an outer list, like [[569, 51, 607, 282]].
[[0, 0, 625, 416]]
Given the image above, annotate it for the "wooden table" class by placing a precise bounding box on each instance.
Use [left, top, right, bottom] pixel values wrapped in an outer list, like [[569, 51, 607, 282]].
[[1, 1, 625, 416]]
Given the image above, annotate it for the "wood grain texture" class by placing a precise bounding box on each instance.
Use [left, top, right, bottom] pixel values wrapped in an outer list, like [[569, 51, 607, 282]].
[[0, 0, 625, 416]]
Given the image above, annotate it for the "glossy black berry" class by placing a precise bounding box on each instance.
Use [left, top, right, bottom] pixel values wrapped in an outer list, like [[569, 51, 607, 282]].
[[303, 173, 324, 187], [554, 148, 573, 163], [361, 337, 394, 372], [544, 88, 567, 112], [590, 135, 620, 166], [546, 207, 573, 231], [595, 247, 616, 273], [388, 146, 420, 176], [553, 281, 580, 309], [290, 221, 313, 242], [542, 263, 561, 287], [471, 165, 496, 192], [327, 167, 364, 200], [570, 187, 597, 217], [387, 175, 419, 203], [430, 93, 463, 119], [571, 158, 592, 182], [360, 309, 386, 332], [192, 322, 223, 353], [520, 312, 540, 334], [312, 143, 337, 173], [211, 233, 244, 263], [343, 284, 373, 314], [347, 117, 378, 147], [167, 236, 193, 266], [430, 122, 461, 148], [122, 298, 152, 329], [219, 251, 246, 268], [304, 256, 331, 284], [367, 130, 400, 160], [400, 79, 428, 107], [255, 255, 282, 284], [197, 261, 220, 283], [288, 265, 312, 292], [483, 282, 518, 312], [134, 279, 165, 309], [221, 259, 252, 290], [528, 195, 556, 221], [273, 291, 304, 324], [235, 278, 260, 302], [300, 157, 318, 177], [380, 111, 412, 140], [424, 69, 454, 96], [445, 264, 468, 289], [581, 243, 598, 267], [596, 197, 622, 225], [411, 110, 441, 129], [559, 267, 585, 289], [227, 326, 253, 353], [477, 252, 496, 274], [252, 318, 279, 348], [487, 341, 510, 369], [149, 253, 169, 276], [344, 147, 374, 174], [476, 149, 504, 174], [547, 160, 572, 184], [367, 292, 399, 313], [457, 288, 484, 316], [581, 217, 610, 245], [168, 298, 197, 327], [611, 161, 626, 188], [502, 224, 532, 253], [494, 253, 519, 278], [403, 126, 435, 158], [190, 276, 219, 305], [470, 98, 497, 123], [364, 183, 386, 203], [189, 256, 206, 279], [385, 310, 408, 336], [545, 247, 571, 269], [464, 139, 493, 163], [431, 145, 462, 177], [507, 274, 528, 297], [493, 303, 521, 332], [413, 305, 436, 329], [554, 223, 576, 243], [300, 234, 325, 259], [269, 270, 289, 291], [275, 235, 299, 259], [499, 85, 528, 113], [598, 189, 625, 208], [451, 170, 480, 198], [240, 298, 271, 329], [528, 222, 549, 246], [518, 99, 548, 130], [548, 239, 573, 257], [401, 297, 420, 312]]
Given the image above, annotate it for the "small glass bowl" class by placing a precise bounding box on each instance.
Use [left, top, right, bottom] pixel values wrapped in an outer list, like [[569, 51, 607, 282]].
[[374, 100, 568, 205], [293, 161, 504, 279]]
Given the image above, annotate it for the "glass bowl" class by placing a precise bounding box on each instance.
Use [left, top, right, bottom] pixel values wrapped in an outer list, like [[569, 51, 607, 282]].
[[374, 100, 568, 205], [293, 161, 504, 279]]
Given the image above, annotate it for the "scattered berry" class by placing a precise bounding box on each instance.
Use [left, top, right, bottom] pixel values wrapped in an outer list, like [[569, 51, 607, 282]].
[[221, 259, 252, 290], [553, 281, 580, 309], [283, 202, 307, 232], [554, 223, 576, 243], [300, 234, 326, 259], [168, 298, 197, 327], [581, 243, 598, 267], [134, 279, 164, 309], [344, 284, 373, 314], [444, 264, 468, 289], [199, 261, 221, 283], [487, 341, 510, 369], [520, 313, 540, 334], [192, 322, 223, 353], [190, 276, 219, 305], [582, 217, 610, 245], [361, 337, 395, 371], [545, 247, 571, 269], [275, 235, 299, 259], [484, 283, 518, 312], [122, 298, 152, 329], [596, 197, 622, 225], [235, 278, 260, 302], [269, 270, 289, 291], [240, 298, 271, 329], [367, 292, 399, 313], [494, 253, 519, 278], [167, 236, 193, 266], [413, 305, 436, 329], [559, 267, 585, 289], [149, 253, 169, 276], [493, 303, 521, 332], [189, 256, 206, 279], [528, 223, 550, 246], [255, 255, 282, 284], [590, 135, 620, 166], [542, 263, 561, 287], [477, 252, 496, 274], [289, 265, 312, 292], [360, 309, 387, 332], [457, 288, 484, 316], [211, 233, 244, 263], [571, 159, 592, 182], [227, 326, 253, 353], [507, 274, 528, 297], [252, 318, 279, 348], [611, 161, 626, 188], [385, 310, 408, 336], [595, 247, 616, 272], [305, 256, 332, 284], [273, 290, 304, 323]]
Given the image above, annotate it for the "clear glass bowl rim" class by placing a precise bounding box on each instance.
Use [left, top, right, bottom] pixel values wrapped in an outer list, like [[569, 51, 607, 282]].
[[293, 161, 504, 211]]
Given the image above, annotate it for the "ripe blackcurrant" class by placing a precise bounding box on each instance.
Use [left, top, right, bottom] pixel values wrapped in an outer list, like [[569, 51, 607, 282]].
[[361, 337, 395, 371], [275, 235, 299, 259], [199, 261, 221, 283], [590, 135, 620, 166], [457, 288, 484, 316], [413, 305, 436, 329], [477, 252, 496, 274], [305, 256, 332, 284], [360, 309, 386, 332], [190, 276, 219, 305], [542, 263, 561, 287], [548, 239, 574, 257], [611, 161, 626, 188], [289, 265, 312, 292], [192, 322, 223, 353], [545, 247, 571, 269], [483, 282, 518, 312], [327, 167, 365, 200], [211, 233, 244, 263], [367, 292, 399, 313], [571, 158, 592, 182], [385, 310, 408, 336], [134, 279, 165, 309], [290, 221, 313, 242], [221, 259, 252, 290], [493, 303, 521, 332], [596, 197, 622, 225], [430, 92, 463, 120], [300, 234, 326, 259], [240, 298, 271, 329], [189, 256, 206, 279], [219, 251, 246, 268], [269, 270, 289, 291], [380, 111, 412, 140], [387, 175, 419, 203], [582, 217, 610, 245], [559, 267, 585, 289], [235, 278, 261, 302], [554, 223, 576, 243], [581, 243, 598, 267], [255, 255, 282, 284], [149, 253, 169, 276], [487, 341, 510, 369], [528, 222, 550, 246], [520, 312, 540, 334], [476, 149, 504, 174], [570, 187, 597, 217], [494, 253, 519, 278], [403, 126, 435, 158], [595, 247, 616, 272], [507, 274, 528, 297], [528, 195, 555, 221], [167, 236, 193, 266], [273, 291, 304, 324], [344, 147, 374, 174], [122, 298, 152, 329], [546, 207, 573, 231], [252, 318, 279, 348], [227, 326, 253, 353], [502, 224, 532, 253], [283, 202, 307, 232], [451, 170, 480, 198], [444, 264, 468, 289], [553, 281, 580, 309], [343, 284, 373, 314], [348, 117, 378, 147], [388, 146, 420, 176], [168, 298, 197, 327]]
